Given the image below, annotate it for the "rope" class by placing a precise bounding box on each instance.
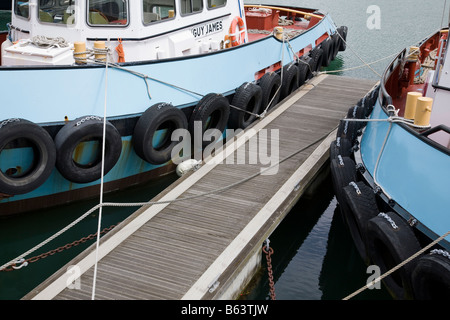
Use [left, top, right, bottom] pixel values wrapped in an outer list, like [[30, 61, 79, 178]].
[[333, 27, 382, 78], [91, 46, 110, 300], [21, 35, 70, 49], [0, 126, 336, 272], [343, 230, 450, 300], [319, 52, 399, 74]]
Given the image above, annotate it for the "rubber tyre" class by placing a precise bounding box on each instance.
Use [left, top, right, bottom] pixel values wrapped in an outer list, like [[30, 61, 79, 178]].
[[258, 72, 281, 111], [189, 93, 230, 148], [310, 47, 324, 72], [134, 103, 188, 164], [366, 212, 421, 299], [296, 59, 310, 87], [320, 38, 333, 67], [229, 82, 262, 129], [337, 26, 348, 51], [411, 251, 450, 300], [0, 118, 56, 195], [337, 117, 359, 144], [330, 137, 353, 160], [342, 181, 380, 264], [330, 156, 356, 205], [280, 63, 299, 99], [331, 32, 340, 60], [346, 105, 366, 131], [55, 116, 122, 184]]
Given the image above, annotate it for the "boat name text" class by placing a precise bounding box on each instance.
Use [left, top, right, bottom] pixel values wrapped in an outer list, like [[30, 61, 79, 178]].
[[191, 20, 223, 38]]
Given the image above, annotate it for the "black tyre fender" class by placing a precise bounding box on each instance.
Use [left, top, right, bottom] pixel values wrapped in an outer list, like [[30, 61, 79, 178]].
[[346, 105, 366, 131], [189, 93, 230, 148], [337, 26, 348, 51], [342, 181, 380, 264], [337, 118, 359, 144], [258, 72, 281, 111], [411, 250, 450, 300], [331, 32, 340, 60], [54, 116, 122, 184], [330, 137, 353, 160], [320, 38, 333, 67], [330, 155, 356, 205], [228, 82, 262, 129], [296, 59, 310, 87], [133, 103, 188, 164], [366, 212, 421, 299], [310, 47, 324, 72], [0, 118, 56, 195], [280, 63, 299, 99]]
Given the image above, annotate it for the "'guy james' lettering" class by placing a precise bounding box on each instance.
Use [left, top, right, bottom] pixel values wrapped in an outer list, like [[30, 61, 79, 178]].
[[191, 20, 223, 38]]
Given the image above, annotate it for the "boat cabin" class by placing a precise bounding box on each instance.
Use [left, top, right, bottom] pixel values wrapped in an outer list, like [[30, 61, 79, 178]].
[[3, 0, 243, 65]]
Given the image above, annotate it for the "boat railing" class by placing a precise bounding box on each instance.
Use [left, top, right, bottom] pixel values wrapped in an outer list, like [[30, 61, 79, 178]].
[[379, 47, 407, 107], [432, 37, 449, 91], [420, 124, 450, 137]]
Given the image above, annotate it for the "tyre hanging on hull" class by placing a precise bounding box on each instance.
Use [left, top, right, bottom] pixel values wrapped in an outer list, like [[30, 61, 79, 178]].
[[296, 58, 310, 87], [134, 103, 188, 165], [366, 212, 421, 299], [342, 181, 379, 264], [280, 63, 299, 99], [228, 82, 262, 129], [0, 118, 56, 195], [189, 93, 230, 149], [320, 38, 333, 67], [258, 72, 281, 111], [337, 26, 348, 51], [310, 47, 324, 72], [330, 32, 340, 60], [54, 116, 122, 184], [330, 155, 357, 211], [330, 137, 353, 160], [411, 249, 450, 300]]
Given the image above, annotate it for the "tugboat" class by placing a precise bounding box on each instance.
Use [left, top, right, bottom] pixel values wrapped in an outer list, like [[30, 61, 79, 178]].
[[330, 26, 450, 299], [0, 1, 346, 215]]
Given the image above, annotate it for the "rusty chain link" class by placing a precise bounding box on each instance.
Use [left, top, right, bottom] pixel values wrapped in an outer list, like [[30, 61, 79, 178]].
[[1, 223, 118, 272], [262, 241, 276, 300]]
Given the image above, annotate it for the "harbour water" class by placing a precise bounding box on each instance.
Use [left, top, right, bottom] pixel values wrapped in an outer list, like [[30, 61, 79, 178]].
[[0, 0, 449, 300]]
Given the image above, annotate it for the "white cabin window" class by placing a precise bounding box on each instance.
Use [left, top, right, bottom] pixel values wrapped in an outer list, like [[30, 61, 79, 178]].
[[143, 0, 176, 25], [88, 0, 129, 26], [14, 0, 30, 20], [207, 0, 226, 9], [38, 0, 76, 24], [180, 0, 203, 15]]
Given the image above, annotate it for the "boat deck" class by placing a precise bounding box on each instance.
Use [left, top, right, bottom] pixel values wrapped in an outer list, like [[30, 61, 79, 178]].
[[23, 74, 377, 300]]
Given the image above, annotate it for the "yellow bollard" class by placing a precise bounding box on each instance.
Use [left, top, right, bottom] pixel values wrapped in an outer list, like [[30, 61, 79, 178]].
[[274, 27, 284, 40], [414, 97, 433, 127], [404, 91, 422, 120], [74, 41, 86, 64], [94, 41, 106, 61], [168, 10, 174, 18]]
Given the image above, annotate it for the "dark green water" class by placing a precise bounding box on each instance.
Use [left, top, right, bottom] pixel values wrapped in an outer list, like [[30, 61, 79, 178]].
[[1, 0, 449, 300]]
